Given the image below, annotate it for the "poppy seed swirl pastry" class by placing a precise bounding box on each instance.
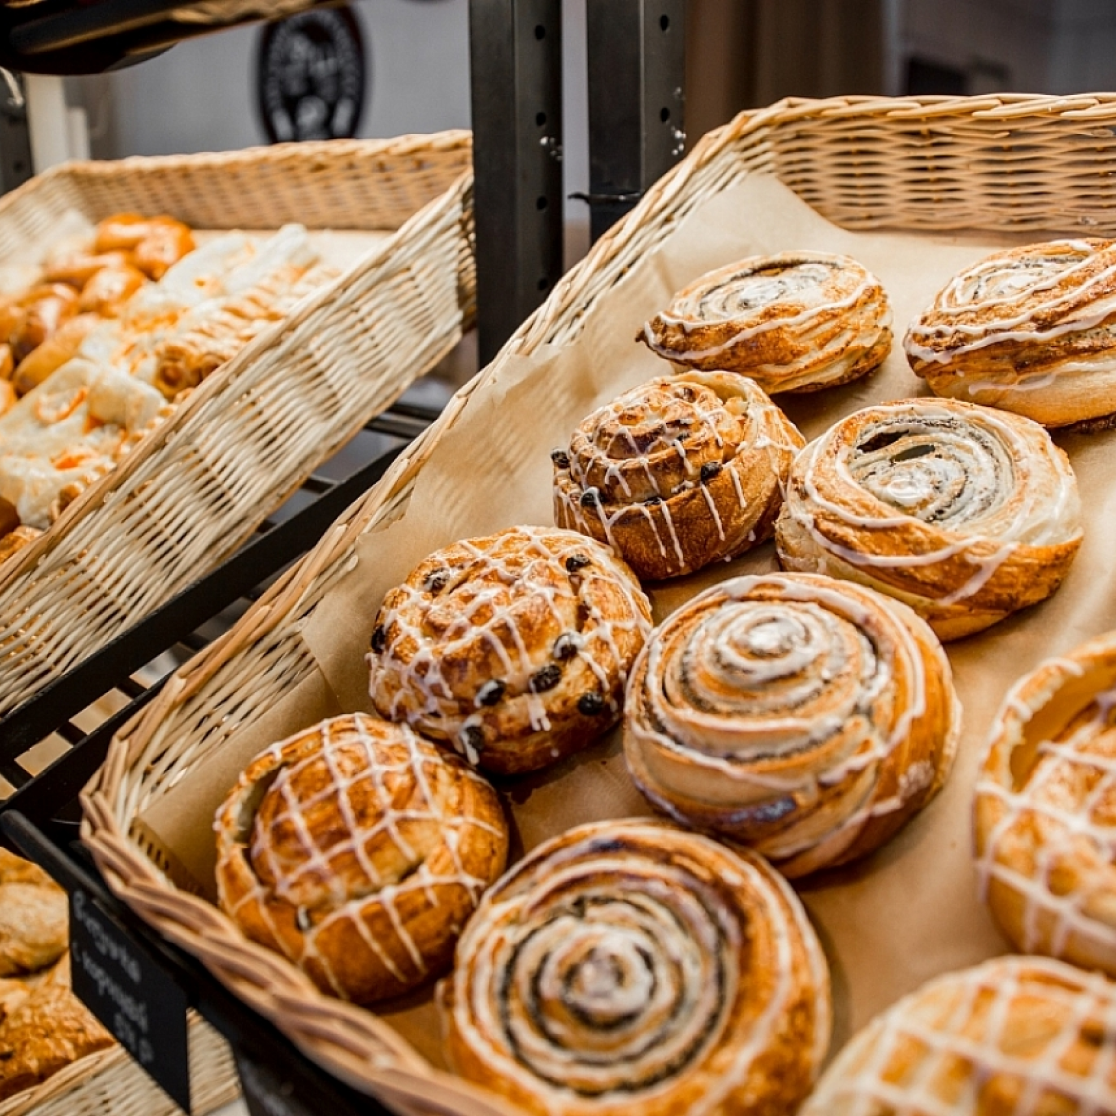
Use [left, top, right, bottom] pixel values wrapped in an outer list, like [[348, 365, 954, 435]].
[[799, 956, 1116, 1116], [624, 572, 959, 878], [974, 631, 1116, 977], [774, 398, 1083, 641], [214, 713, 509, 1005], [367, 525, 653, 775], [905, 238, 1116, 430], [552, 372, 804, 580], [437, 818, 832, 1116], [638, 251, 892, 393]]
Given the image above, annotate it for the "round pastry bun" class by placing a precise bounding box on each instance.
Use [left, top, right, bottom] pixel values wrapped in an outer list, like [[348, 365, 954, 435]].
[[438, 818, 832, 1116], [367, 525, 653, 775], [638, 250, 892, 393], [799, 955, 1116, 1115], [775, 397, 1083, 640], [214, 712, 508, 1004], [624, 572, 960, 878], [905, 237, 1116, 429], [975, 630, 1116, 976], [552, 372, 804, 580]]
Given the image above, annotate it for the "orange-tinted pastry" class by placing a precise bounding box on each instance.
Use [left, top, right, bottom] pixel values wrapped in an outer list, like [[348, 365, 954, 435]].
[[215, 713, 508, 1005], [624, 572, 959, 877], [438, 818, 831, 1116], [552, 372, 804, 580], [775, 397, 1083, 640], [799, 956, 1116, 1115], [368, 525, 653, 775], [974, 630, 1116, 975], [0, 848, 68, 976], [639, 251, 892, 393], [906, 237, 1116, 429]]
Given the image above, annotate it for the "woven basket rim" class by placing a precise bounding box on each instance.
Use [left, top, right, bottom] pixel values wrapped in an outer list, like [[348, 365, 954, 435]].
[[80, 90, 1116, 1115]]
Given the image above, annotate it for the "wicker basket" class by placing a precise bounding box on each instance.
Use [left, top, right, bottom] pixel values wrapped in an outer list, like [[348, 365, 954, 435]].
[[80, 94, 1116, 1116], [0, 132, 475, 719], [0, 1010, 238, 1116]]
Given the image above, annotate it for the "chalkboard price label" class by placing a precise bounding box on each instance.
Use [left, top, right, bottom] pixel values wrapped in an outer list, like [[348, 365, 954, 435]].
[[69, 886, 191, 1113]]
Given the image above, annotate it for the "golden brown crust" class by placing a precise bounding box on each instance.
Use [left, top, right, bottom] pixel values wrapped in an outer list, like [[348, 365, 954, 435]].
[[799, 956, 1116, 1115], [774, 397, 1083, 640], [905, 237, 1116, 428], [638, 251, 892, 393], [974, 631, 1116, 975], [0, 848, 68, 977], [624, 572, 959, 877], [367, 525, 653, 775], [552, 372, 804, 580], [437, 818, 831, 1116], [215, 713, 509, 1005]]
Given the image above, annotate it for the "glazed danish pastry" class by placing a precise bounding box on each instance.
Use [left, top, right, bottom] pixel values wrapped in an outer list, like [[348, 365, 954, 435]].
[[214, 713, 508, 1005], [905, 238, 1116, 430], [552, 373, 804, 580], [437, 818, 831, 1116], [799, 956, 1116, 1115], [624, 572, 959, 878], [638, 251, 892, 393], [775, 398, 1083, 640], [367, 525, 653, 775], [974, 631, 1116, 976]]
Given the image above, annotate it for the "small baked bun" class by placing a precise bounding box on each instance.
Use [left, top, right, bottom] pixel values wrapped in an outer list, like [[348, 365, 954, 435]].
[[0, 848, 68, 977], [368, 525, 653, 775], [975, 630, 1116, 976], [214, 713, 509, 1005], [639, 251, 892, 393], [438, 818, 831, 1116], [906, 238, 1116, 430], [552, 372, 804, 580], [775, 397, 1083, 640], [799, 956, 1116, 1115], [624, 572, 959, 878]]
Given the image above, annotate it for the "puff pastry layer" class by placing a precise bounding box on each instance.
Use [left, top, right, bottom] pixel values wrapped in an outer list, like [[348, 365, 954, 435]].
[[905, 237, 1116, 429], [624, 572, 959, 877], [368, 525, 653, 775], [438, 818, 831, 1116], [214, 713, 508, 1005], [975, 630, 1116, 976], [799, 956, 1116, 1115], [775, 398, 1083, 640], [639, 251, 892, 393], [552, 372, 804, 580]]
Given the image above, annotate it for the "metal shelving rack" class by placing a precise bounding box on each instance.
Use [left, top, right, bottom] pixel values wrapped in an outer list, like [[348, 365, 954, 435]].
[[0, 3, 686, 1113]]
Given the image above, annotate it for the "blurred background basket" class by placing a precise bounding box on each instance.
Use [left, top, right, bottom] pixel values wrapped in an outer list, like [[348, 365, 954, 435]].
[[80, 93, 1116, 1115], [0, 131, 475, 719]]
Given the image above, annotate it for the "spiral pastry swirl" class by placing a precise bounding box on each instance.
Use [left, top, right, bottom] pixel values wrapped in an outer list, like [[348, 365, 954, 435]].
[[437, 819, 831, 1116], [906, 238, 1116, 429], [639, 251, 892, 393], [774, 398, 1083, 640], [214, 713, 509, 1004], [975, 631, 1116, 977], [367, 525, 653, 775], [800, 956, 1116, 1116], [552, 372, 804, 580], [624, 573, 959, 877]]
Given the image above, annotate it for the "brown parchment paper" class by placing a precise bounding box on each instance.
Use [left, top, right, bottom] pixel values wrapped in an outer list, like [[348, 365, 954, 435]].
[[142, 170, 1116, 1076]]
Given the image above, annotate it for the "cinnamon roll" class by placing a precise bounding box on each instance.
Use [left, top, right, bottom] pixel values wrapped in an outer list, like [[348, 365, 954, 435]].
[[638, 251, 892, 393], [552, 373, 804, 580], [906, 238, 1116, 430], [624, 572, 959, 878], [437, 818, 831, 1116], [974, 631, 1116, 976], [214, 713, 509, 1005], [799, 956, 1116, 1115], [367, 526, 653, 776], [775, 398, 1083, 640]]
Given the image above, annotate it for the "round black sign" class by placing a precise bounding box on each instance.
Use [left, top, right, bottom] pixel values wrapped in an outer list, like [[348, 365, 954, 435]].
[[256, 6, 366, 143]]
